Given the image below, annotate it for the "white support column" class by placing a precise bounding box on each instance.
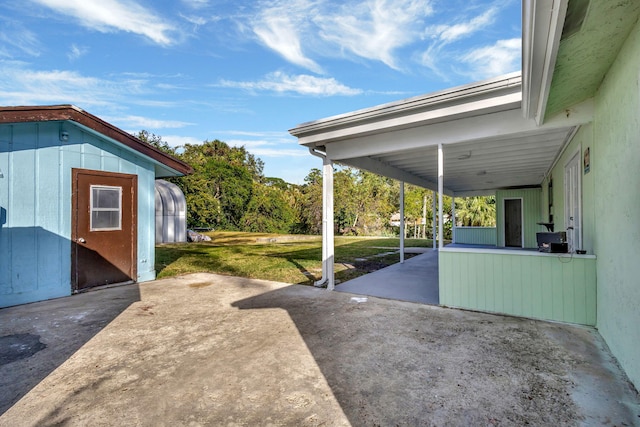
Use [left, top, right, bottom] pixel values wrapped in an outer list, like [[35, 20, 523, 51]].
[[324, 156, 335, 290], [315, 155, 335, 290], [432, 190, 437, 251], [451, 197, 456, 244], [399, 181, 405, 264], [438, 143, 444, 250]]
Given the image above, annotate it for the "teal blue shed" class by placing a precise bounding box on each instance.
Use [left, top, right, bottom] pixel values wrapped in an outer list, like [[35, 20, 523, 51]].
[[0, 105, 192, 308]]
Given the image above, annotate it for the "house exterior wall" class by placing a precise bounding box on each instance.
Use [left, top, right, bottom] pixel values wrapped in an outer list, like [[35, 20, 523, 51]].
[[453, 227, 497, 245], [590, 18, 640, 388], [541, 124, 596, 255], [496, 188, 542, 248], [0, 121, 157, 308], [439, 248, 597, 325]]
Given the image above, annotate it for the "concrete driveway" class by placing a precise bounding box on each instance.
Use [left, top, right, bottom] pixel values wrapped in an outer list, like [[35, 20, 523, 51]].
[[1, 273, 638, 426]]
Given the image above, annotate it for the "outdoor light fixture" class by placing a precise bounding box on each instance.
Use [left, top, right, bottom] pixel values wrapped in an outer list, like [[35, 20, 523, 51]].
[[0, 167, 3, 178], [59, 131, 69, 141]]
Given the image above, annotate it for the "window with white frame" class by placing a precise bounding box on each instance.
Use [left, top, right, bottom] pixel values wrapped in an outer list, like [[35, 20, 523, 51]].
[[90, 185, 122, 231]]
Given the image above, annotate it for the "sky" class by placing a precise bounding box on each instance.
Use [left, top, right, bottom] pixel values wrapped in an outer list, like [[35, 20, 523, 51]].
[[0, 0, 521, 184]]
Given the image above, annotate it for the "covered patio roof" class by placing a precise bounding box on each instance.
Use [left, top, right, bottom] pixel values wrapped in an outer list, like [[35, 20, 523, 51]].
[[290, 72, 592, 196]]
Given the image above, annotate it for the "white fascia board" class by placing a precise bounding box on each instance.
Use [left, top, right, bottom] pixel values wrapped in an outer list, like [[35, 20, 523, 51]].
[[298, 92, 522, 147], [291, 73, 522, 144], [522, 0, 569, 124], [323, 106, 590, 161], [338, 156, 452, 195]]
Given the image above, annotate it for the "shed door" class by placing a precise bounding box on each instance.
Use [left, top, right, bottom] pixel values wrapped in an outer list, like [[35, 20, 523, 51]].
[[504, 198, 523, 247], [72, 169, 137, 291]]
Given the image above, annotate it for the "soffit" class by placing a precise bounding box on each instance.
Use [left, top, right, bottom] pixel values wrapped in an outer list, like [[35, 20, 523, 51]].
[[545, 0, 640, 118], [338, 126, 575, 197]]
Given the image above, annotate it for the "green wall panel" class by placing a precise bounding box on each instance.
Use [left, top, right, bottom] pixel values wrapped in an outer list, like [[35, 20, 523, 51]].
[[496, 188, 542, 248], [454, 227, 497, 245], [590, 18, 640, 389], [439, 249, 596, 325]]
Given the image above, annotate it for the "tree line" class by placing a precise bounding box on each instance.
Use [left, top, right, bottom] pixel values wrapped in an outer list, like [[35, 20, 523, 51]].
[[139, 131, 496, 237]]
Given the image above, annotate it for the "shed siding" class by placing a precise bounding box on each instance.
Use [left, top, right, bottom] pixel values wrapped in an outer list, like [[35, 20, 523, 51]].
[[0, 121, 157, 307]]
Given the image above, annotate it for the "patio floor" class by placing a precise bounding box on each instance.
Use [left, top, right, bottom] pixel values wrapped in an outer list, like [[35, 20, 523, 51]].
[[336, 249, 439, 304], [1, 273, 638, 426]]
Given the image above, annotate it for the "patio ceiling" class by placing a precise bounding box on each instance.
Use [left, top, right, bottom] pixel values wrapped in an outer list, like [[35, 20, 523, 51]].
[[291, 73, 592, 197]]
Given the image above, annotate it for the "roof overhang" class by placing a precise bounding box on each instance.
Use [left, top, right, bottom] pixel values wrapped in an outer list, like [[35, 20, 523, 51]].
[[0, 105, 193, 177], [290, 73, 592, 197], [523, 0, 640, 122], [521, 0, 569, 125]]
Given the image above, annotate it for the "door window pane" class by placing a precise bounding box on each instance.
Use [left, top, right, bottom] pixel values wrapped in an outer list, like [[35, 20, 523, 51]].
[[90, 186, 122, 230]]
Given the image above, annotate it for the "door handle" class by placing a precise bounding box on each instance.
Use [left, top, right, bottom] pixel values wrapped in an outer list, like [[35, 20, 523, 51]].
[[77, 237, 86, 243]]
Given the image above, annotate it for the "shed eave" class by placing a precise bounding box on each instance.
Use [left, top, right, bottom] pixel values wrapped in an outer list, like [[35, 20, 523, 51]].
[[0, 104, 193, 176]]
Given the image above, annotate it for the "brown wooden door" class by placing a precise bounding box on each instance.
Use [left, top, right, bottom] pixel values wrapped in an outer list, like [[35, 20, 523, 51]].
[[72, 169, 137, 291], [504, 198, 522, 247]]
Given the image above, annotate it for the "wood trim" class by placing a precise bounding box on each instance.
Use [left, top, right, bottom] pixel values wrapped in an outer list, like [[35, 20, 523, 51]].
[[0, 105, 192, 176], [71, 168, 138, 291]]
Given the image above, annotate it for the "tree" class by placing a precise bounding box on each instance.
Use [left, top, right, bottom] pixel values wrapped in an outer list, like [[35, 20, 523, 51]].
[[135, 130, 175, 155], [241, 182, 295, 233], [176, 140, 256, 229], [456, 196, 496, 227]]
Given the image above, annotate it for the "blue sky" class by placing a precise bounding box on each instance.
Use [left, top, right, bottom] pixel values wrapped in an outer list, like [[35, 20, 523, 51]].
[[0, 0, 521, 184]]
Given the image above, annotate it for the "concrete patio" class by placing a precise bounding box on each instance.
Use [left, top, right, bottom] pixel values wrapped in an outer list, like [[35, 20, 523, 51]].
[[1, 273, 639, 426], [336, 250, 439, 305]]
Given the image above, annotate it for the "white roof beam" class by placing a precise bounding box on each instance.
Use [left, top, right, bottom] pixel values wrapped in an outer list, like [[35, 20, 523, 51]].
[[338, 156, 453, 195], [324, 106, 591, 161]]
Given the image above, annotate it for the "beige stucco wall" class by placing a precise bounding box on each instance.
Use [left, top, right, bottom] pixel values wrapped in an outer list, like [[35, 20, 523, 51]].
[[591, 18, 640, 389]]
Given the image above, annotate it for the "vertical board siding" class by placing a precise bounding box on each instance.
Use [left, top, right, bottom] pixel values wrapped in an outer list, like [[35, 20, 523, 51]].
[[496, 189, 543, 248], [454, 227, 497, 245], [439, 250, 597, 325], [0, 121, 157, 308]]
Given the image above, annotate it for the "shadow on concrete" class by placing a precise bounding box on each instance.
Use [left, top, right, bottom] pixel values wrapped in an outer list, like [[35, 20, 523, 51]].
[[0, 284, 140, 415], [231, 283, 640, 426]]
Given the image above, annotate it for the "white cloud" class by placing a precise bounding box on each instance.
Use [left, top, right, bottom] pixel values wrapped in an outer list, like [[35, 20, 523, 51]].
[[218, 71, 362, 96], [181, 0, 209, 9], [249, 0, 433, 72], [30, 0, 178, 46], [316, 0, 433, 70], [0, 22, 41, 57], [251, 1, 322, 73], [428, 7, 498, 43], [109, 115, 193, 130], [162, 135, 204, 148], [227, 138, 309, 157], [460, 38, 521, 79], [0, 64, 115, 107], [0, 61, 158, 108], [418, 4, 517, 79], [67, 43, 88, 61]]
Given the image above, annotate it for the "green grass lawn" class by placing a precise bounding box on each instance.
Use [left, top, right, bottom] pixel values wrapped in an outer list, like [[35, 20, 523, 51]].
[[155, 231, 435, 285]]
